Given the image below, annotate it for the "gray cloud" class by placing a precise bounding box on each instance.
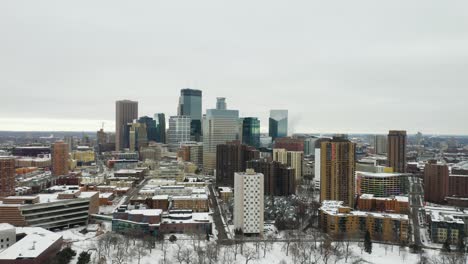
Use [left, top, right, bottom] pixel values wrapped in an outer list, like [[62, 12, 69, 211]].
[[0, 0, 467, 134]]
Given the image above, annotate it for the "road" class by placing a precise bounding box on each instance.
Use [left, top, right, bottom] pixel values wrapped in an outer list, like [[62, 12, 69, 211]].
[[408, 176, 424, 247], [208, 184, 229, 243]]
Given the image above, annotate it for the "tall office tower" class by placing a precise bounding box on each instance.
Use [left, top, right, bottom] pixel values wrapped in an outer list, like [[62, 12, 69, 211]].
[[116, 100, 138, 151], [168, 116, 191, 152], [373, 135, 388, 155], [319, 135, 356, 207], [246, 159, 296, 196], [273, 148, 303, 183], [424, 162, 449, 204], [242, 117, 260, 148], [216, 141, 259, 186], [178, 89, 202, 141], [52, 141, 70, 176], [0, 157, 15, 197], [387, 130, 407, 173], [304, 137, 318, 156], [216, 97, 227, 110], [128, 122, 148, 151], [234, 169, 264, 235], [269, 110, 288, 141], [273, 137, 304, 152], [138, 116, 157, 142], [202, 98, 240, 174], [155, 113, 166, 143]]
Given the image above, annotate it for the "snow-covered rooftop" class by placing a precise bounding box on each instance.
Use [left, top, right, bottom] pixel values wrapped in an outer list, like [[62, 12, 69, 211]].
[[0, 227, 62, 260]]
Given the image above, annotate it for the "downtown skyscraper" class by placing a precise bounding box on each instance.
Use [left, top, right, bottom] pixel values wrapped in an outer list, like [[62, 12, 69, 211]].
[[178, 89, 202, 141], [202, 97, 239, 174], [269, 110, 288, 141], [115, 100, 138, 151]]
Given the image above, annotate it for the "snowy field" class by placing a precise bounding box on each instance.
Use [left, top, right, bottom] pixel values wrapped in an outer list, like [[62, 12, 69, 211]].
[[53, 224, 464, 264]]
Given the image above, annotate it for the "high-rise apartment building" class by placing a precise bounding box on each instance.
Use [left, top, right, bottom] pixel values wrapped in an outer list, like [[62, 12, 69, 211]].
[[168, 116, 191, 152], [387, 130, 407, 173], [234, 169, 264, 235], [202, 98, 239, 174], [246, 159, 296, 196], [319, 136, 356, 207], [216, 141, 259, 186], [373, 135, 388, 155], [52, 141, 70, 176], [241, 117, 260, 148], [155, 113, 166, 143], [269, 110, 288, 140], [116, 100, 138, 151], [273, 148, 303, 183], [424, 162, 449, 204], [0, 157, 15, 197], [178, 89, 202, 141], [304, 137, 318, 156]]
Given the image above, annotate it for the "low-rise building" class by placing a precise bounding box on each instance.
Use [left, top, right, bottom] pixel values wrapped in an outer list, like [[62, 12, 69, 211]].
[[0, 226, 62, 264], [357, 194, 409, 214], [319, 200, 409, 243], [0, 191, 99, 229], [426, 209, 465, 244]]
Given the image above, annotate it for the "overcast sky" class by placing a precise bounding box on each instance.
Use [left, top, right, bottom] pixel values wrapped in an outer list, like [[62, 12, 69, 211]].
[[1, 0, 467, 134]]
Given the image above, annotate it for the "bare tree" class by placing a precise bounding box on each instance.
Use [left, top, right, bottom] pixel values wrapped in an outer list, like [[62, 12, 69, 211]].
[[221, 245, 236, 264], [281, 231, 293, 256], [261, 235, 274, 258], [112, 241, 128, 264], [243, 247, 258, 264], [133, 240, 148, 264], [206, 242, 219, 264]]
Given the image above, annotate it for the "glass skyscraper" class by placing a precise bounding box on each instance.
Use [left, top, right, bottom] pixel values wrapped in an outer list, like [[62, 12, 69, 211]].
[[154, 113, 166, 143], [242, 117, 260, 148], [269, 109, 288, 140], [178, 88, 202, 141]]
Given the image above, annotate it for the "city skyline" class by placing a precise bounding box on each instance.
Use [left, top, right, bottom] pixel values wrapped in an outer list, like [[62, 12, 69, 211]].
[[1, 1, 468, 135]]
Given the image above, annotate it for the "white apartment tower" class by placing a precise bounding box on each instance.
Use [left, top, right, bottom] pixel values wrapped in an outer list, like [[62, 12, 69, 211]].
[[234, 169, 264, 235]]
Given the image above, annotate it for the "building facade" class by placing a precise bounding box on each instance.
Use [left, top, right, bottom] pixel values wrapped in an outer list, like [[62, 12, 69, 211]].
[[273, 149, 303, 184], [269, 110, 288, 140], [115, 100, 138, 151], [319, 136, 356, 207], [178, 89, 202, 141], [202, 98, 240, 174], [168, 116, 191, 152], [241, 117, 260, 148], [319, 200, 409, 243], [234, 170, 264, 235], [216, 141, 259, 187], [356, 171, 410, 197], [52, 141, 69, 177], [246, 159, 296, 196], [155, 113, 166, 143], [0, 158, 15, 197], [424, 163, 449, 204], [387, 130, 407, 173], [273, 137, 304, 152]]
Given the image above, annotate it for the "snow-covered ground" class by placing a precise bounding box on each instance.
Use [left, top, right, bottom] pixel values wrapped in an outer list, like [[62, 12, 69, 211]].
[[54, 225, 458, 264]]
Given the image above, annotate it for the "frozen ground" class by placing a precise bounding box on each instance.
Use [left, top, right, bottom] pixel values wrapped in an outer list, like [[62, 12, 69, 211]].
[[53, 225, 458, 264]]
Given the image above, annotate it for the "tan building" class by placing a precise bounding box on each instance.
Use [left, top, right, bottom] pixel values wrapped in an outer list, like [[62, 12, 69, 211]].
[[52, 141, 69, 176], [171, 194, 209, 212], [0, 158, 15, 197], [387, 130, 407, 173], [320, 136, 356, 207], [273, 148, 303, 183], [320, 200, 409, 243]]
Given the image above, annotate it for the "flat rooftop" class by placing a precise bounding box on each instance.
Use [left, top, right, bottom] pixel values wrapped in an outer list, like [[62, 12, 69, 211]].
[[321, 200, 408, 221], [0, 227, 62, 260]]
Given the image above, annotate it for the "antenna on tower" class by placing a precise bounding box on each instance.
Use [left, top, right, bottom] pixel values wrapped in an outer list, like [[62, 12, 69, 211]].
[[101, 122, 105, 130]]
